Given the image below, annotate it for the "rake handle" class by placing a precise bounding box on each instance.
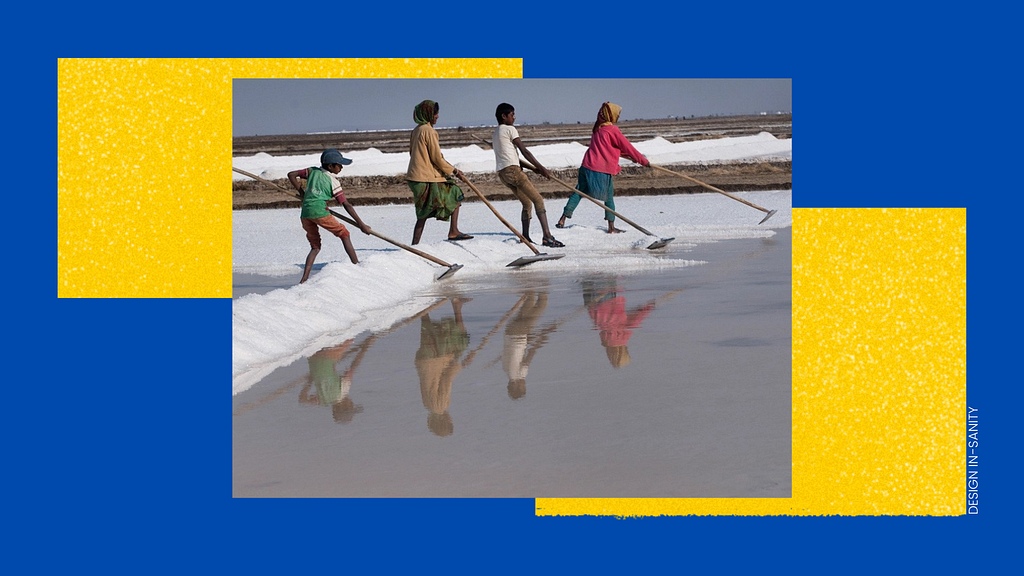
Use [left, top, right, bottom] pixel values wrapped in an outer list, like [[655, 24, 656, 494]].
[[518, 159, 655, 237], [457, 175, 541, 255], [649, 164, 771, 214]]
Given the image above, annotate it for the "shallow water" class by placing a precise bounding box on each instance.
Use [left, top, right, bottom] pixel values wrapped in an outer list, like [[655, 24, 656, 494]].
[[232, 230, 791, 497]]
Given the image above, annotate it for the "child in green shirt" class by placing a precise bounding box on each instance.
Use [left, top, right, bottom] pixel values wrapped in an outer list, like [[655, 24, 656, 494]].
[[287, 149, 371, 284]]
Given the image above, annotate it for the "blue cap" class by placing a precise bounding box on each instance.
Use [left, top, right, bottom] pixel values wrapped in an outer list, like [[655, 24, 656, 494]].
[[321, 149, 353, 166]]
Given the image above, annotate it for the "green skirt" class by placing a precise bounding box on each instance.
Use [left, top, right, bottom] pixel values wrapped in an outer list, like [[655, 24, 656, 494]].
[[408, 179, 465, 221], [416, 317, 470, 360]]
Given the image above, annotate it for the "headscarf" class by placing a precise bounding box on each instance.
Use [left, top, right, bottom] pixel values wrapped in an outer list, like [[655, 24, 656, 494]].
[[605, 345, 632, 368], [592, 102, 622, 133], [414, 100, 439, 125]]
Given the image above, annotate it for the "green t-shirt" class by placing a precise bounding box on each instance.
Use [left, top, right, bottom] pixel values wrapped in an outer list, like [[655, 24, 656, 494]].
[[300, 167, 345, 219], [309, 355, 346, 405]]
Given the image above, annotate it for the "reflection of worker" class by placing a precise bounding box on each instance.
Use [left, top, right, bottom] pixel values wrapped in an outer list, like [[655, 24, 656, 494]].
[[501, 291, 549, 399], [582, 277, 655, 369], [299, 336, 374, 423], [415, 298, 472, 437]]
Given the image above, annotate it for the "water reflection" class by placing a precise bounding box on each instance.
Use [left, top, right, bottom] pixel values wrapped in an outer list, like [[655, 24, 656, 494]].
[[414, 297, 473, 436], [234, 232, 792, 497], [235, 277, 689, 433], [502, 291, 548, 399], [298, 337, 370, 423], [232, 333, 375, 420], [582, 276, 653, 369], [581, 275, 686, 369]]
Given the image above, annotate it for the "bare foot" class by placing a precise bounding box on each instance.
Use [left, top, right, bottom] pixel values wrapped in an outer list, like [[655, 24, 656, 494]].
[[607, 226, 625, 234]]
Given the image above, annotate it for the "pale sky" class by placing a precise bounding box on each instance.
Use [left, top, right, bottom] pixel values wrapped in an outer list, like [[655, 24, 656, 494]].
[[233, 78, 791, 136]]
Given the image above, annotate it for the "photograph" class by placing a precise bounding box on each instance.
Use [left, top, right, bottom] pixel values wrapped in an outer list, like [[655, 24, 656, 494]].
[[230, 79, 793, 497]]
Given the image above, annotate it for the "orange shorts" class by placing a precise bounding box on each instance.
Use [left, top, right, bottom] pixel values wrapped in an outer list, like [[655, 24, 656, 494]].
[[301, 216, 349, 249]]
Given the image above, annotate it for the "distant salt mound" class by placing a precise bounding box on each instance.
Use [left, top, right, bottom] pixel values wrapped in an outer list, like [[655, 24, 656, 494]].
[[232, 133, 792, 180]]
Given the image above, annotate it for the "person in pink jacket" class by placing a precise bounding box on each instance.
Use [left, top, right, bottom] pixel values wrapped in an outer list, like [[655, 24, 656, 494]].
[[583, 277, 655, 368], [557, 102, 650, 233]]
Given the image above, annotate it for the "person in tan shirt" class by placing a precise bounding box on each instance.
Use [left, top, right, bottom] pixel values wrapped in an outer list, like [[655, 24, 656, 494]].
[[415, 297, 472, 436], [407, 100, 473, 245]]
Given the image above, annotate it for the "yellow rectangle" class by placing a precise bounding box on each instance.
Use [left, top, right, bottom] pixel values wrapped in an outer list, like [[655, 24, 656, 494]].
[[538, 208, 966, 516], [57, 58, 522, 298]]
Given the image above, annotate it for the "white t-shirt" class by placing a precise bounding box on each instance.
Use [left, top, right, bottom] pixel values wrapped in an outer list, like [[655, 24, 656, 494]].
[[501, 334, 530, 381], [493, 124, 522, 171]]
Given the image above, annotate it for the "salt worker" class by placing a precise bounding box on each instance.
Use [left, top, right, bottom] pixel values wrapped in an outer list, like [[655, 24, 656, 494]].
[[407, 100, 473, 244], [492, 102, 563, 247], [557, 102, 650, 234], [287, 148, 371, 284]]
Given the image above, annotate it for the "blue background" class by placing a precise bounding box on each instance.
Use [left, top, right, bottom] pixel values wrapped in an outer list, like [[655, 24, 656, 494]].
[[34, 2, 1011, 572]]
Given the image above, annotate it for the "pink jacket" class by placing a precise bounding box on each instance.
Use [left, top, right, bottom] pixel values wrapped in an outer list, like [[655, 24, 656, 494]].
[[582, 124, 649, 175], [588, 297, 654, 348]]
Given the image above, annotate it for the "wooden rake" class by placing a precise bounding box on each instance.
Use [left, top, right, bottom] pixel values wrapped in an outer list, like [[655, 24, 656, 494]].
[[520, 158, 675, 250], [232, 167, 463, 280], [456, 174, 564, 268], [648, 164, 777, 225]]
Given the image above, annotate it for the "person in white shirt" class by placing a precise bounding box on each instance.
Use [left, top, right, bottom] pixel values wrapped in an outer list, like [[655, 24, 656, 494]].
[[502, 290, 550, 399], [491, 103, 565, 247]]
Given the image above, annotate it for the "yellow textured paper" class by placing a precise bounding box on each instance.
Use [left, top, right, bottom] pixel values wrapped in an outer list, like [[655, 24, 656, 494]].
[[57, 58, 521, 298], [538, 208, 967, 516]]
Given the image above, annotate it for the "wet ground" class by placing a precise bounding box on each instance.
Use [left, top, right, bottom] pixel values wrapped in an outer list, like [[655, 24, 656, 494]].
[[232, 230, 791, 497]]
